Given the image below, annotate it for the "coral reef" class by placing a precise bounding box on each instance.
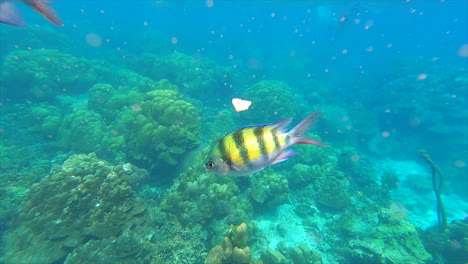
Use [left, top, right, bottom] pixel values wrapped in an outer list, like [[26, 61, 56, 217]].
[[0, 49, 158, 102], [127, 52, 239, 99], [249, 169, 289, 208], [289, 162, 351, 210], [101, 85, 201, 171], [421, 217, 468, 264], [161, 159, 252, 226], [206, 223, 252, 264], [3, 153, 149, 263], [58, 110, 107, 153], [2, 153, 207, 264], [378, 58, 468, 161], [240, 80, 307, 124], [330, 207, 432, 264], [23, 104, 62, 140], [1, 49, 96, 101]]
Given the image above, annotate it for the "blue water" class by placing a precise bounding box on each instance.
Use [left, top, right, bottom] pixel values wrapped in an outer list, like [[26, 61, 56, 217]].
[[0, 1, 467, 263]]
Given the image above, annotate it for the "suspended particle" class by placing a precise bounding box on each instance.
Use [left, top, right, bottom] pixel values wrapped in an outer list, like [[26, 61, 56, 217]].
[[457, 44, 468, 57], [350, 154, 360, 162], [417, 73, 427, 80], [86, 33, 103, 47], [454, 160, 465, 168]]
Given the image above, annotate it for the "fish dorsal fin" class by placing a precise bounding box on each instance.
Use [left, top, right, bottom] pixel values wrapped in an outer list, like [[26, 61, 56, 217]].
[[268, 117, 292, 133]]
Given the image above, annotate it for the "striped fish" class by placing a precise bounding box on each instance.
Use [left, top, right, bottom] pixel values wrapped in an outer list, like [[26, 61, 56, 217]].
[[205, 111, 326, 176]]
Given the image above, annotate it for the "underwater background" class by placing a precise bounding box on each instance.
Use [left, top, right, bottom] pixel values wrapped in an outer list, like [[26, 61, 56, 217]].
[[0, 0, 467, 263]]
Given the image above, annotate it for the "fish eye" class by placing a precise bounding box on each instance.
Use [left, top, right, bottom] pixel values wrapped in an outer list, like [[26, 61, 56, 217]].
[[205, 161, 215, 169]]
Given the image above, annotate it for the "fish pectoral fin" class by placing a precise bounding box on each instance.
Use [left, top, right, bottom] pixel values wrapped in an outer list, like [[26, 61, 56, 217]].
[[231, 165, 243, 172], [272, 149, 297, 165]]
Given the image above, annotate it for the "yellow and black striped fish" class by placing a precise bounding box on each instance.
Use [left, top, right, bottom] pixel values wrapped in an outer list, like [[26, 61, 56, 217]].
[[205, 111, 326, 176]]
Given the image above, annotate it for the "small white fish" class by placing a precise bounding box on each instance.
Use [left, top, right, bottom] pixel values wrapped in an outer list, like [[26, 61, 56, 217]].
[[0, 0, 62, 26], [232, 98, 252, 112]]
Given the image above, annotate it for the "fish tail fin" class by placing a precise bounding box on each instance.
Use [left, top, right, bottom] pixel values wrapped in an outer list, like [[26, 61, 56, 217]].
[[289, 110, 327, 146], [26, 0, 62, 26], [0, 2, 26, 26]]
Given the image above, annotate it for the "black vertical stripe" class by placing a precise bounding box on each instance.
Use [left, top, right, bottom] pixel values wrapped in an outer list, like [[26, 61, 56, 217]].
[[272, 128, 281, 149], [254, 126, 268, 160], [217, 138, 232, 167], [233, 129, 249, 165], [285, 134, 291, 145]]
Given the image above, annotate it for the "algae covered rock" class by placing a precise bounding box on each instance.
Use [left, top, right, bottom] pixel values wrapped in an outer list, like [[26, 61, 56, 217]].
[[344, 208, 431, 264], [261, 248, 287, 264], [422, 217, 468, 264]]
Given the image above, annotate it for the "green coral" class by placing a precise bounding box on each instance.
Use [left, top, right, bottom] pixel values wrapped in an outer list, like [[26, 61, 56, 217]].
[[127, 52, 238, 99], [1, 49, 96, 101], [422, 218, 468, 264], [102, 86, 201, 170], [58, 110, 106, 153], [0, 49, 158, 102], [2, 153, 149, 263], [288, 161, 351, 210], [335, 208, 432, 264], [2, 153, 210, 263], [206, 223, 252, 264], [161, 147, 252, 227], [249, 169, 289, 208], [240, 80, 307, 124], [23, 104, 62, 140]]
